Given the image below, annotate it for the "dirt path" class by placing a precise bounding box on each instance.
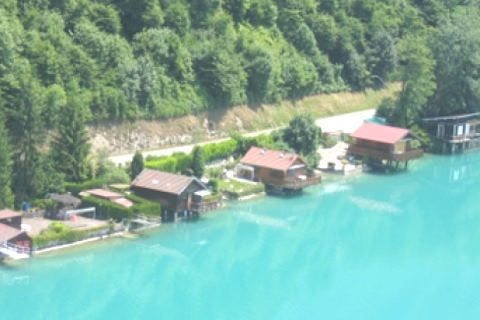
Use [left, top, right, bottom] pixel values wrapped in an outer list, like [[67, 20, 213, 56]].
[[110, 109, 375, 166]]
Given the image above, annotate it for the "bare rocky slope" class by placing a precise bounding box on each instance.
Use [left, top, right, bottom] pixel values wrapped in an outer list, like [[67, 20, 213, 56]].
[[88, 87, 398, 156]]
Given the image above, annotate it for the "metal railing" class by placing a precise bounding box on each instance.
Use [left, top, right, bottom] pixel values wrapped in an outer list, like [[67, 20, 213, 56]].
[[1, 241, 30, 256]]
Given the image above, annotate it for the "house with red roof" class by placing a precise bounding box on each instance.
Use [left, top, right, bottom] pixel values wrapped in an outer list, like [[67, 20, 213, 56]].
[[0, 209, 32, 259], [236, 147, 321, 195], [347, 122, 423, 168], [131, 169, 220, 221]]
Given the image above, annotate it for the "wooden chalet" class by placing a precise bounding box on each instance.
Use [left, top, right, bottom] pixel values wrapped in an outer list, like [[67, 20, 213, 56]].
[[236, 147, 322, 195], [347, 122, 423, 170], [422, 112, 480, 154], [131, 169, 221, 221], [0, 209, 32, 259]]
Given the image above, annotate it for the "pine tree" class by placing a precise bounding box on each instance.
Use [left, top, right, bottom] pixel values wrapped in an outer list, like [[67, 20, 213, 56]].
[[0, 111, 14, 208], [192, 146, 205, 179], [51, 84, 91, 182], [130, 151, 144, 180]]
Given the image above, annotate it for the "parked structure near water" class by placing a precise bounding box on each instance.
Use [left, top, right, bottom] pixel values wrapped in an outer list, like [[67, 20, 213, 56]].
[[236, 147, 322, 195], [422, 113, 480, 154], [347, 123, 423, 170], [131, 169, 221, 221], [82, 189, 134, 208], [0, 209, 32, 260]]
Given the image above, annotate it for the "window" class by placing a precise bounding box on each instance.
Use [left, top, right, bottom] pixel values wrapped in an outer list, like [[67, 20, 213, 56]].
[[269, 170, 282, 178]]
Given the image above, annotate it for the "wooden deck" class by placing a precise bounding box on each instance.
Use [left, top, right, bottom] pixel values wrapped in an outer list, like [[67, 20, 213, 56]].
[[348, 145, 423, 162], [267, 175, 322, 190], [188, 200, 223, 214]]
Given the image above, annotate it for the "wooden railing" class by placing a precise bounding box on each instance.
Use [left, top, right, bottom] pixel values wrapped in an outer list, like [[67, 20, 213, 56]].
[[188, 200, 222, 214], [268, 175, 322, 190], [348, 145, 423, 161], [443, 132, 480, 142]]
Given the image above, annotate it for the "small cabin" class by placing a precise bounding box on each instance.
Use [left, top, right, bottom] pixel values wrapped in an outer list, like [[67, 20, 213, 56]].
[[422, 112, 480, 153], [0, 209, 32, 258], [347, 123, 423, 169], [236, 147, 321, 195], [131, 169, 221, 221]]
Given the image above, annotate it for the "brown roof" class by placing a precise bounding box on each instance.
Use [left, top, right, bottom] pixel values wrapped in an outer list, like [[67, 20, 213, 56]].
[[240, 147, 306, 171], [132, 169, 206, 195], [50, 194, 81, 206], [85, 189, 123, 199], [350, 123, 409, 144], [0, 223, 24, 240], [0, 209, 22, 220]]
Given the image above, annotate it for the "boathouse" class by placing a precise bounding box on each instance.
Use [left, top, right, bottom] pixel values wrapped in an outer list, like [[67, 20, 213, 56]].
[[131, 169, 221, 221], [422, 112, 480, 154], [236, 147, 322, 195], [347, 122, 423, 170], [0, 209, 32, 259]]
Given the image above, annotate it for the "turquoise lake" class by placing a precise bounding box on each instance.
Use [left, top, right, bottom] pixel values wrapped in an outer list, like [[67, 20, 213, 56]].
[[2, 153, 480, 320]]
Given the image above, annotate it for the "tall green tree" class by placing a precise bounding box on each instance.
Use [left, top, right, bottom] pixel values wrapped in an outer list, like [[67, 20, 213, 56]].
[[393, 34, 436, 127], [130, 151, 144, 180], [51, 83, 91, 182], [427, 8, 480, 116], [0, 111, 14, 208], [282, 113, 319, 156], [192, 146, 205, 179]]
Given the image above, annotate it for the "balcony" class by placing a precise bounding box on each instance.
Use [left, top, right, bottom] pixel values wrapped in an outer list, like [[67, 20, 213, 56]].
[[188, 199, 222, 214], [267, 174, 322, 190], [348, 145, 424, 162]]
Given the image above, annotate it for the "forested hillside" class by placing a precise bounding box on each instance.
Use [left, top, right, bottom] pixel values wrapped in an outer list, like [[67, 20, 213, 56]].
[[0, 0, 478, 205]]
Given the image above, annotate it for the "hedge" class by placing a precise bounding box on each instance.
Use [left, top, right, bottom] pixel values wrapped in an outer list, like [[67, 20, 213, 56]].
[[221, 183, 266, 200], [65, 178, 105, 196], [124, 194, 161, 217], [202, 139, 238, 162], [81, 196, 133, 221], [32, 223, 110, 248], [145, 157, 177, 173]]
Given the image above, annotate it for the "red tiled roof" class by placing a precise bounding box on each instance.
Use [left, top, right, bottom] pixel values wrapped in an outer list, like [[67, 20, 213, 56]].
[[132, 169, 205, 195], [0, 209, 22, 220], [85, 189, 123, 199], [350, 122, 409, 144], [240, 147, 306, 171], [0, 223, 24, 240]]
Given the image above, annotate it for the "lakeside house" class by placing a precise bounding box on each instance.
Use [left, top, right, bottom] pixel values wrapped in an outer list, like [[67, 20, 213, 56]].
[[347, 122, 424, 170], [422, 112, 480, 154], [131, 169, 221, 221], [235, 147, 322, 195], [0, 209, 32, 259]]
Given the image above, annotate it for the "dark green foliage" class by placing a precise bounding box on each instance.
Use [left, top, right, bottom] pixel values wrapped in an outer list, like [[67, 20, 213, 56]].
[[50, 83, 91, 182], [130, 151, 144, 180], [208, 179, 220, 193], [202, 140, 238, 162], [0, 111, 14, 208], [124, 194, 161, 217], [283, 113, 319, 156], [81, 195, 133, 221], [192, 146, 205, 178]]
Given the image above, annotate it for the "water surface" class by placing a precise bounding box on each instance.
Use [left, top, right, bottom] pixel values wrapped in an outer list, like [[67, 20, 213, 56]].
[[1, 153, 480, 320]]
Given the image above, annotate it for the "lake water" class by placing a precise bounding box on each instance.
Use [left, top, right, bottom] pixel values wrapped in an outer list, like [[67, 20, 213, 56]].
[[2, 153, 480, 320]]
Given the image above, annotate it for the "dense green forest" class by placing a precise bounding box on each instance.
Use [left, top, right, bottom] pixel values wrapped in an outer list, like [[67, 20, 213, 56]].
[[0, 0, 479, 206]]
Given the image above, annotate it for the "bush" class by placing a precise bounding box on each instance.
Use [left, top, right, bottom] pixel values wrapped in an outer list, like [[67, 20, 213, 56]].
[[207, 167, 222, 179], [145, 157, 178, 173], [32, 222, 109, 248], [81, 196, 133, 221], [65, 178, 105, 196], [208, 179, 220, 193], [124, 194, 161, 217], [202, 139, 238, 162]]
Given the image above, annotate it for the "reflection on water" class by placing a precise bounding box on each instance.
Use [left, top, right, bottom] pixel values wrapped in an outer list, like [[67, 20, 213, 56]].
[[1, 153, 480, 320]]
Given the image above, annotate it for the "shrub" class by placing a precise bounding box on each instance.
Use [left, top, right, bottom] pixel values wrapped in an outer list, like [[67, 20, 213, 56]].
[[145, 157, 178, 173], [174, 153, 193, 174], [208, 179, 220, 193], [81, 196, 133, 221], [124, 194, 161, 217], [32, 223, 109, 248], [202, 139, 238, 162]]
